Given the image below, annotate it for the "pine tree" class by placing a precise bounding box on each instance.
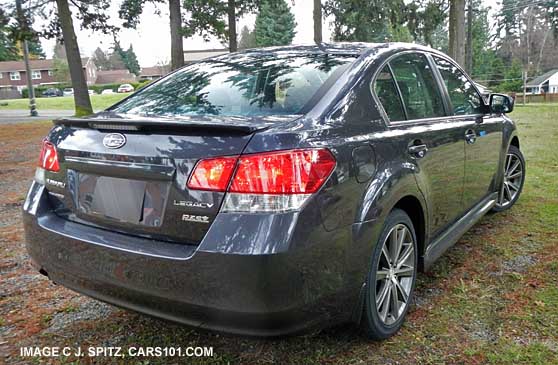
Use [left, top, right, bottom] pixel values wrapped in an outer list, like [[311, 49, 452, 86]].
[[92, 47, 110, 70], [53, 41, 66, 59], [109, 41, 126, 70], [0, 8, 17, 61], [0, 7, 44, 61], [323, 0, 443, 44], [124, 44, 140, 76], [254, 0, 296, 47], [238, 26, 256, 49]]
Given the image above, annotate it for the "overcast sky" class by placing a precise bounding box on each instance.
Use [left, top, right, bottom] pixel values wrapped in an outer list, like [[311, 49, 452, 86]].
[[39, 1, 497, 68]]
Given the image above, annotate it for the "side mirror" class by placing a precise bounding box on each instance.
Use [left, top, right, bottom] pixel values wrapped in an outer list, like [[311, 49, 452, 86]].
[[489, 93, 514, 114]]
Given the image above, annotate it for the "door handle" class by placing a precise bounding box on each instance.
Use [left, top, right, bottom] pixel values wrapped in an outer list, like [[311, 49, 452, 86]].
[[465, 129, 476, 144], [408, 144, 428, 158]]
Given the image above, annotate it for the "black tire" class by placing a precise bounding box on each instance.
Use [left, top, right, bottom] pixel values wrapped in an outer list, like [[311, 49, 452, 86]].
[[361, 208, 418, 340], [492, 145, 525, 212]]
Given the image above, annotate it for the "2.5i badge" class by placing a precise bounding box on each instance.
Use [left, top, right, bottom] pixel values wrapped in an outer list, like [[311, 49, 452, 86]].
[[182, 214, 210, 224]]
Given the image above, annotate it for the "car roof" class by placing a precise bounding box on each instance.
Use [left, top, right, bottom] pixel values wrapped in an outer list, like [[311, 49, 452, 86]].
[[209, 42, 447, 65]]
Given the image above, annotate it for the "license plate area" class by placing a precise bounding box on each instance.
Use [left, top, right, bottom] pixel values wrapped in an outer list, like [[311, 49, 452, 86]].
[[76, 174, 167, 227]]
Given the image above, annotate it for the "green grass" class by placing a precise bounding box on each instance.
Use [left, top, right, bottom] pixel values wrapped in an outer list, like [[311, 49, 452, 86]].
[[0, 93, 128, 112]]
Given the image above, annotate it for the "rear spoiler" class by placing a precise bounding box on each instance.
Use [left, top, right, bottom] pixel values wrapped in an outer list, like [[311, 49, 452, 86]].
[[53, 117, 269, 134]]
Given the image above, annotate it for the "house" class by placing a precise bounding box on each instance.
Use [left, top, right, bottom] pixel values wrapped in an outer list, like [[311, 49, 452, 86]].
[[139, 65, 169, 81], [0, 58, 97, 99], [525, 69, 558, 94], [0, 58, 97, 89], [95, 69, 137, 85], [183, 48, 229, 63]]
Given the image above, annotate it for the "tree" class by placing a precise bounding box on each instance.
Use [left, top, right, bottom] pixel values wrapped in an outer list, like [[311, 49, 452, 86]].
[[254, 0, 296, 47], [448, 0, 466, 66], [465, 0, 473, 73], [324, 0, 444, 44], [0, 7, 44, 61], [119, 0, 184, 70], [123, 44, 140, 75], [54, 0, 93, 115], [468, 1, 498, 84], [0, 8, 18, 61], [8, 0, 117, 116], [92, 47, 111, 70], [53, 41, 66, 59], [238, 25, 256, 49], [108, 42, 126, 70], [314, 0, 322, 44], [52, 57, 70, 83], [25, 37, 45, 59], [494, 58, 523, 92], [183, 0, 261, 52], [406, 0, 447, 46], [494, 0, 558, 99]]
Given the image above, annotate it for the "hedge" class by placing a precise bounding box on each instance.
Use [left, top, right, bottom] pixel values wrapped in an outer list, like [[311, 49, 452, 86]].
[[21, 79, 152, 98]]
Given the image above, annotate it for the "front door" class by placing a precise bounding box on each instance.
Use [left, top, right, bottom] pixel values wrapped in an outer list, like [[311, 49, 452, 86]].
[[432, 56, 503, 210], [374, 52, 466, 238]]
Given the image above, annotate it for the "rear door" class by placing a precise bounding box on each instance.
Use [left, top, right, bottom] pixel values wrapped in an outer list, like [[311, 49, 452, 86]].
[[431, 56, 503, 210], [374, 52, 466, 238]]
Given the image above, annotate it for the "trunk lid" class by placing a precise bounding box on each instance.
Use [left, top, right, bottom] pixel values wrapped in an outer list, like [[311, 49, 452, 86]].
[[45, 113, 297, 245]]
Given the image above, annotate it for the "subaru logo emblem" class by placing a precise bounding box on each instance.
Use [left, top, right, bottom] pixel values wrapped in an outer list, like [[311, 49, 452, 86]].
[[103, 133, 126, 149]]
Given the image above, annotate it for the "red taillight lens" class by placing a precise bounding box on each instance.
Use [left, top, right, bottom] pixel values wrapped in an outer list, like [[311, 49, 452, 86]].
[[38, 140, 60, 172], [229, 149, 336, 194], [187, 156, 238, 192]]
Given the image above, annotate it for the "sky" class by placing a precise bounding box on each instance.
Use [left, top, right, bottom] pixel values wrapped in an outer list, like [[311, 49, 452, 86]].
[[38, 1, 497, 68]]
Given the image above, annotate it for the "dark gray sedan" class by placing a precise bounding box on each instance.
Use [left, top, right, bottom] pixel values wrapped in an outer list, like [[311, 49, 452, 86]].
[[23, 43, 524, 339]]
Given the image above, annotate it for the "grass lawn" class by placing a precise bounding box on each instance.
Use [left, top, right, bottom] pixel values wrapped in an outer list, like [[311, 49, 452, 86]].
[[0, 93, 128, 111], [0, 105, 556, 364]]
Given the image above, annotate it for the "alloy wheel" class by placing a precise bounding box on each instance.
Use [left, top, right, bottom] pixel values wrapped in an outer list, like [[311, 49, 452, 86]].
[[497, 152, 523, 207], [374, 223, 415, 326]]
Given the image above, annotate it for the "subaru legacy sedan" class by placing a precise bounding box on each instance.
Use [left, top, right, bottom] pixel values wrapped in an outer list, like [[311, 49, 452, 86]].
[[23, 43, 524, 339]]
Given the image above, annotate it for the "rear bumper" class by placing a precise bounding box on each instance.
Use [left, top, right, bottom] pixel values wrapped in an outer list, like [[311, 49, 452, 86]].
[[23, 182, 358, 336]]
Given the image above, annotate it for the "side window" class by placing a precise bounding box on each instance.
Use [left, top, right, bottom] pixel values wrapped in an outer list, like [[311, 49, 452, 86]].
[[389, 53, 445, 120], [434, 56, 483, 115], [374, 65, 406, 122]]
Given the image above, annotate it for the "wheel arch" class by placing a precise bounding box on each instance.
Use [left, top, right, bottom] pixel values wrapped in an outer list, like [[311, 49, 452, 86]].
[[391, 195, 427, 271], [510, 135, 520, 149], [350, 192, 428, 325]]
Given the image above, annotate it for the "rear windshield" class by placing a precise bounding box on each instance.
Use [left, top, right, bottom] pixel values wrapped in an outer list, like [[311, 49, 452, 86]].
[[110, 55, 355, 117]]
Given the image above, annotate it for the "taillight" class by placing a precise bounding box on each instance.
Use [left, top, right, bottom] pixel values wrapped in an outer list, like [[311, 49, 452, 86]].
[[188, 149, 336, 213], [38, 140, 60, 172], [187, 156, 238, 192], [229, 149, 336, 194]]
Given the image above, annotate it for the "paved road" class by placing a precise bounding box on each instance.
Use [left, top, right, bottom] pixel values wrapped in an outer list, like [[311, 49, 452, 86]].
[[0, 109, 74, 124]]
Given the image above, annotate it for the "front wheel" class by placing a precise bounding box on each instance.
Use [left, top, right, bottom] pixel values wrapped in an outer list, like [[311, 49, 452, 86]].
[[361, 209, 417, 340], [493, 145, 525, 212]]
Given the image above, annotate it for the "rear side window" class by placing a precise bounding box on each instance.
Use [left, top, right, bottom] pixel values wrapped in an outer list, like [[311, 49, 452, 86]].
[[434, 56, 483, 115], [374, 65, 406, 122], [389, 53, 445, 120]]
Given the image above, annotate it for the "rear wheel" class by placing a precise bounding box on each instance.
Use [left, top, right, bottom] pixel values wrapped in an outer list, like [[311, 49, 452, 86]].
[[361, 209, 417, 340], [493, 145, 525, 212]]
